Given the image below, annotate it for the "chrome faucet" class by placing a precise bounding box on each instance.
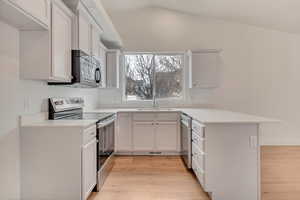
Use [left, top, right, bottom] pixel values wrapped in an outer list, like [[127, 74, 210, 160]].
[[152, 96, 158, 108]]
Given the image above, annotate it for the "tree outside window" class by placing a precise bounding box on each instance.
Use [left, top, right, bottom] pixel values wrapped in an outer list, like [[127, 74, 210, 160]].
[[125, 53, 183, 101]]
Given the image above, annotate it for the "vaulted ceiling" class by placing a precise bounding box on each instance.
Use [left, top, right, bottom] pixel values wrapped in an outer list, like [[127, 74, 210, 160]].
[[101, 0, 300, 34]]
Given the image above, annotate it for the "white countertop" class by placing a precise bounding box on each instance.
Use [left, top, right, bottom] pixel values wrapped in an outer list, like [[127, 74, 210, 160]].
[[21, 119, 98, 128], [87, 108, 279, 124], [21, 108, 279, 128]]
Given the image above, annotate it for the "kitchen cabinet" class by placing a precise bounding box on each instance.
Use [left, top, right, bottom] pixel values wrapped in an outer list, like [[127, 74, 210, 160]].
[[116, 112, 180, 154], [106, 50, 120, 88], [78, 9, 91, 55], [0, 0, 50, 30], [155, 121, 178, 151], [20, 0, 73, 82], [133, 122, 155, 151], [189, 118, 259, 200], [51, 0, 72, 81], [77, 3, 103, 56], [82, 136, 97, 200], [21, 124, 97, 200], [132, 112, 179, 153], [13, 0, 51, 27], [115, 113, 132, 152], [188, 50, 222, 89]]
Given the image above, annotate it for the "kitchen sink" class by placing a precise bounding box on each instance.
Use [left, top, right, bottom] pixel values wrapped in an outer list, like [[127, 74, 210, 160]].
[[136, 108, 174, 111]]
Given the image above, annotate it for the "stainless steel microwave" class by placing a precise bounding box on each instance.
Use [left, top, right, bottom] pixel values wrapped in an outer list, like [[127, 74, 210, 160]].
[[49, 50, 101, 88]]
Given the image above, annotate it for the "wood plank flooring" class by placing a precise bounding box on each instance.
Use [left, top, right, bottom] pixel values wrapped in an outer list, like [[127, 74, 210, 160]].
[[89, 156, 210, 200], [261, 146, 300, 200]]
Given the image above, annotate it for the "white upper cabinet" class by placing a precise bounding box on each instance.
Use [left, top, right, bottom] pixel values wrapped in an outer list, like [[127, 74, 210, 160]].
[[78, 10, 91, 55], [0, 0, 50, 29], [77, 3, 103, 56], [188, 50, 222, 89], [20, 0, 73, 82], [106, 50, 120, 88], [13, 0, 51, 27], [51, 0, 73, 81]]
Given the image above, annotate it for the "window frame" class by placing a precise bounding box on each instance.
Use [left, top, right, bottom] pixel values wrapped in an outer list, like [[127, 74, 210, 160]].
[[122, 51, 186, 104]]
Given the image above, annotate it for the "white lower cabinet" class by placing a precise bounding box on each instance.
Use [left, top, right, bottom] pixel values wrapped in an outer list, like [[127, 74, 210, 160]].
[[133, 121, 155, 151], [116, 112, 180, 154], [155, 121, 178, 151], [190, 119, 260, 200], [20, 125, 97, 200], [116, 113, 132, 152], [82, 138, 97, 200]]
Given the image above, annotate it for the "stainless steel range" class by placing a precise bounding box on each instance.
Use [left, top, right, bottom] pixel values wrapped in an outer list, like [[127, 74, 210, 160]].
[[48, 97, 115, 192]]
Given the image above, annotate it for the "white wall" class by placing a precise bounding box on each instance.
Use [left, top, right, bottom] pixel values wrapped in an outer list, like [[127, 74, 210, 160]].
[[0, 21, 100, 200], [101, 7, 300, 145]]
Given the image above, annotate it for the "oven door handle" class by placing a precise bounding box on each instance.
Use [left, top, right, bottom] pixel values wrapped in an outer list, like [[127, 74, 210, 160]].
[[97, 118, 115, 128]]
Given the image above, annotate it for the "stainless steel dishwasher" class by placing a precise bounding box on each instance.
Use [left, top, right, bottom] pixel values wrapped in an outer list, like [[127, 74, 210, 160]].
[[180, 113, 192, 169]]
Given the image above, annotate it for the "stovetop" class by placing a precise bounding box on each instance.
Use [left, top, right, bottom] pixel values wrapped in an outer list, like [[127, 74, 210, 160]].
[[82, 112, 114, 121]]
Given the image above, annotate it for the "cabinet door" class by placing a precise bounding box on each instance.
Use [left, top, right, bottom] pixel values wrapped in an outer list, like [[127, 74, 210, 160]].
[[91, 25, 100, 57], [133, 122, 155, 151], [51, 0, 72, 81], [78, 12, 91, 55], [82, 138, 97, 200], [156, 122, 178, 151], [116, 113, 132, 152], [13, 0, 50, 27], [189, 50, 221, 88], [106, 51, 120, 88]]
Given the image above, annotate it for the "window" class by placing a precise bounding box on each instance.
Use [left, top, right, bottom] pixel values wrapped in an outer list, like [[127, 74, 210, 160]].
[[124, 53, 184, 101]]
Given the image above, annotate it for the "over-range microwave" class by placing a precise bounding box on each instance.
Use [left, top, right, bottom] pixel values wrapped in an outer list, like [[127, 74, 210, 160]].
[[49, 50, 102, 88]]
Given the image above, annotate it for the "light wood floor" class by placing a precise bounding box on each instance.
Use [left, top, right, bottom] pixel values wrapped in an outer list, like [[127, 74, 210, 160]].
[[89, 156, 210, 200], [261, 146, 300, 200]]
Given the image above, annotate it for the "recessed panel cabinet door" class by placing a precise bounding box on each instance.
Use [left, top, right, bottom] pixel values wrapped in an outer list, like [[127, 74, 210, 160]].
[[156, 122, 178, 151], [78, 13, 91, 55], [82, 138, 97, 200], [133, 122, 155, 151], [51, 1, 72, 81], [116, 113, 132, 152], [13, 0, 50, 27]]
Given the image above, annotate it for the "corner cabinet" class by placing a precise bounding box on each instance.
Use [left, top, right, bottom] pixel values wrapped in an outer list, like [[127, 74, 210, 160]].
[[20, 0, 73, 82]]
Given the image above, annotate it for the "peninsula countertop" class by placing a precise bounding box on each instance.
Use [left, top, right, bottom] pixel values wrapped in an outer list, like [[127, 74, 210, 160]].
[[87, 108, 279, 124]]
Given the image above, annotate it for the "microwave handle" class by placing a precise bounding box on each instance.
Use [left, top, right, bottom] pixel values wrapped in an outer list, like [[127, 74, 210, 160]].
[[95, 68, 101, 83]]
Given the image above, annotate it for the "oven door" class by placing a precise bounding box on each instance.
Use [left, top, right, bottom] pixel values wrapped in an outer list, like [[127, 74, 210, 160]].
[[97, 117, 115, 171]]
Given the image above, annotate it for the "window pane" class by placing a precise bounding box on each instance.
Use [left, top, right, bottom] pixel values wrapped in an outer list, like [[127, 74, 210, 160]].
[[125, 54, 154, 100], [155, 55, 183, 99]]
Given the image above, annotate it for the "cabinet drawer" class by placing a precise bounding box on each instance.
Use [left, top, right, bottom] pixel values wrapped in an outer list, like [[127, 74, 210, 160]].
[[156, 113, 178, 121], [192, 158, 205, 189], [192, 143, 205, 171], [83, 125, 96, 145], [192, 120, 205, 138], [192, 132, 205, 152], [133, 113, 155, 121]]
